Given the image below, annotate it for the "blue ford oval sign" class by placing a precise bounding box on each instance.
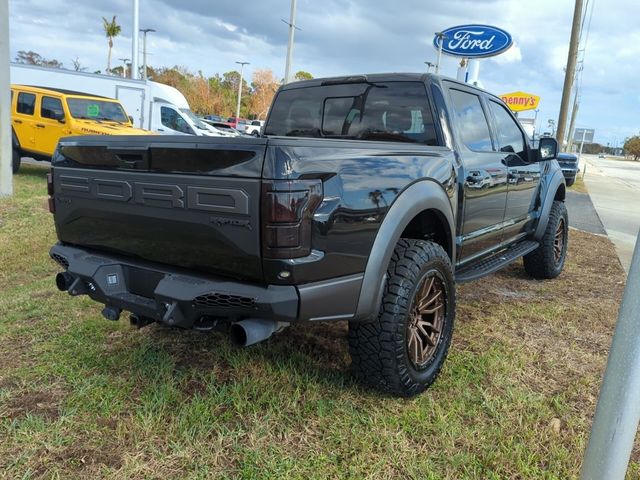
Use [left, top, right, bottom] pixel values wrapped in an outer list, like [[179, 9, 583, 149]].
[[434, 24, 513, 58]]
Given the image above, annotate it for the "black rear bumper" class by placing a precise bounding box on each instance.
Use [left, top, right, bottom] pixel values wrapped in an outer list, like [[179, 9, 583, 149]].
[[50, 243, 298, 328], [49, 243, 364, 327]]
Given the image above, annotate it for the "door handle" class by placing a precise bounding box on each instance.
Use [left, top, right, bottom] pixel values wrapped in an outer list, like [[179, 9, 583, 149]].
[[35, 124, 45, 128], [13, 119, 22, 124]]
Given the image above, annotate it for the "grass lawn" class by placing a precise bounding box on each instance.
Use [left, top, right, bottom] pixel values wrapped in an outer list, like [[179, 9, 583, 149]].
[[0, 164, 636, 479], [568, 176, 588, 194]]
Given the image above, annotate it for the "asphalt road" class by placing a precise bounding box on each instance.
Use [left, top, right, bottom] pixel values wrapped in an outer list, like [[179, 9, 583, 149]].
[[581, 154, 640, 272]]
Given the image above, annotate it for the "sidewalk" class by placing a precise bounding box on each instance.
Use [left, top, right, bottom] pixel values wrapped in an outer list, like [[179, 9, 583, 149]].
[[581, 156, 640, 272]]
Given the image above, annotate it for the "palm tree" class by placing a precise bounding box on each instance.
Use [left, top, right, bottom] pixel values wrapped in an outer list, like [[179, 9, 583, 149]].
[[102, 15, 121, 73]]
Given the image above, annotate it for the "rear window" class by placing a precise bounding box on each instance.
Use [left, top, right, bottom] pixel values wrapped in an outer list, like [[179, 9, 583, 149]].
[[264, 81, 439, 146]]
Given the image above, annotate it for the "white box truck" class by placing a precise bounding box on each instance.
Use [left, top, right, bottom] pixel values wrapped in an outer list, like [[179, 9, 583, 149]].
[[10, 63, 218, 136]]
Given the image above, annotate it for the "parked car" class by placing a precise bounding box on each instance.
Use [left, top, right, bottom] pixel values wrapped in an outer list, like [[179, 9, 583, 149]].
[[245, 120, 265, 137], [10, 84, 150, 173], [200, 119, 243, 137], [48, 73, 567, 397], [226, 117, 248, 130], [11, 63, 211, 137], [204, 114, 224, 123], [557, 153, 579, 187]]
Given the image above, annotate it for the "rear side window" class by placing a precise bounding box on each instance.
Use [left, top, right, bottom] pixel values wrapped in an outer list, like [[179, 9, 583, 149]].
[[448, 89, 493, 152], [488, 100, 525, 155], [41, 96, 64, 120], [17, 92, 36, 115], [265, 81, 439, 146]]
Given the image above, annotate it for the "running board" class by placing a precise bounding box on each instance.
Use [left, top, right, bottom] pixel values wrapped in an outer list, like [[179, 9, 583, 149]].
[[455, 240, 539, 283]]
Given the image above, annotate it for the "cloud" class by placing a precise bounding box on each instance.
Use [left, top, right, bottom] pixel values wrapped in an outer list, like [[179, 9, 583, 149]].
[[8, 0, 639, 145]]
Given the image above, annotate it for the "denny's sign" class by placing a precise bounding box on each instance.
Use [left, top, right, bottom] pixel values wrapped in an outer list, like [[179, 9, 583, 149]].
[[500, 91, 540, 112]]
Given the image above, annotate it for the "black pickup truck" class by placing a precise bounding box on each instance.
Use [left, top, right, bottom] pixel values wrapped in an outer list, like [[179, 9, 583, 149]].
[[48, 73, 567, 396]]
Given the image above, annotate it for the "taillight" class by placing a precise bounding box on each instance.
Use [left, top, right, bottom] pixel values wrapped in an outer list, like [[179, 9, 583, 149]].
[[47, 171, 55, 213], [262, 179, 322, 259]]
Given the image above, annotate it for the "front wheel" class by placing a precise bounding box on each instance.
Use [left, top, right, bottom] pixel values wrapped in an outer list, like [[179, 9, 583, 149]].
[[524, 201, 568, 279], [348, 239, 455, 397], [12, 147, 21, 174]]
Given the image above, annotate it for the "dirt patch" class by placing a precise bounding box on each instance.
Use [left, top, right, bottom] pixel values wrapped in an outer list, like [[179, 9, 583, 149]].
[[3, 389, 62, 421]]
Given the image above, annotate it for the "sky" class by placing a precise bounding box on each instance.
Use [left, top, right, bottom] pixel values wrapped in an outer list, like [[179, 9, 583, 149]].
[[8, 0, 639, 146]]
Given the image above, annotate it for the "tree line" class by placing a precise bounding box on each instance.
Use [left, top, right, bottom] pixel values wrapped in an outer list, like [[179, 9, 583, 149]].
[[14, 49, 312, 120]]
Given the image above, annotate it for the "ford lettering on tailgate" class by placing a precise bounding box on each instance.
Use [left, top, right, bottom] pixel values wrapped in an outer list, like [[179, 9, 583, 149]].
[[58, 175, 250, 215]]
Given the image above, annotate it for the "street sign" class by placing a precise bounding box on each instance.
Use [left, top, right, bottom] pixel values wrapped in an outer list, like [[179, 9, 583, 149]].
[[434, 25, 513, 58], [574, 128, 595, 144], [500, 91, 540, 112]]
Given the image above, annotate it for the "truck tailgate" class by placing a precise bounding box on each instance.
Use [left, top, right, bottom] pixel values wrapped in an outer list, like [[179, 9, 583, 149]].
[[51, 136, 267, 282]]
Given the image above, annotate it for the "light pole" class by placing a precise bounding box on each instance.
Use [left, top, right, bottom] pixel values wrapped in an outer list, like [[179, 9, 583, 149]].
[[0, 0, 12, 197], [140, 28, 155, 80], [283, 0, 298, 83], [235, 61, 249, 120], [434, 32, 446, 74], [131, 0, 140, 79]]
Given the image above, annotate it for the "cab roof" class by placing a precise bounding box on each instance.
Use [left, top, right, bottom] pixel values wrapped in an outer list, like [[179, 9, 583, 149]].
[[11, 84, 110, 99]]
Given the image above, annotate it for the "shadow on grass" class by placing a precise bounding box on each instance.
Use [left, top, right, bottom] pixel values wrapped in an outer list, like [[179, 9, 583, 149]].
[[88, 318, 377, 399], [17, 163, 49, 179]]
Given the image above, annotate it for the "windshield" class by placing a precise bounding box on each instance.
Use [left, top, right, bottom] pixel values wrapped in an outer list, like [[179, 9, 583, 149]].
[[180, 108, 209, 130], [67, 98, 129, 123]]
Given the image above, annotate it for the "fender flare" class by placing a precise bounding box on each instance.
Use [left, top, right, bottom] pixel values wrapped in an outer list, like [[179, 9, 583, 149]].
[[11, 127, 20, 150], [533, 168, 565, 240], [353, 180, 455, 321]]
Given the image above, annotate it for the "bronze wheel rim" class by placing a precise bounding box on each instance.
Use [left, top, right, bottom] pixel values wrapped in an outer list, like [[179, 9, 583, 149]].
[[407, 272, 446, 370], [554, 218, 565, 263]]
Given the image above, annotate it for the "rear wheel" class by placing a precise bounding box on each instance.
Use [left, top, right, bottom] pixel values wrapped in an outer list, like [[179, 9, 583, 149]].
[[524, 201, 568, 279], [12, 147, 21, 174], [348, 239, 455, 396]]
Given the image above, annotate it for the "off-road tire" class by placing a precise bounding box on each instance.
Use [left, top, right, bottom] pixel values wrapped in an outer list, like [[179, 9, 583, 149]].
[[566, 178, 575, 187], [12, 147, 21, 174], [523, 200, 568, 279], [348, 239, 455, 397]]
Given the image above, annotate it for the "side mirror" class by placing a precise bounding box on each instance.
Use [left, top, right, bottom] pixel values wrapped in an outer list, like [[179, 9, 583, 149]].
[[537, 137, 558, 161], [128, 115, 133, 124]]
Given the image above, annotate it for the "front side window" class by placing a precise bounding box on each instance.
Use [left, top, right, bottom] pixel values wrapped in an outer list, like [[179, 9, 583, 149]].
[[17, 92, 36, 115], [161, 106, 193, 134], [448, 89, 493, 152], [41, 96, 64, 120], [265, 81, 439, 146], [488, 100, 525, 156]]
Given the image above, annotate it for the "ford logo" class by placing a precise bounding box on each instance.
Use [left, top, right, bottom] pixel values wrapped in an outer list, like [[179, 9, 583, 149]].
[[434, 24, 513, 58]]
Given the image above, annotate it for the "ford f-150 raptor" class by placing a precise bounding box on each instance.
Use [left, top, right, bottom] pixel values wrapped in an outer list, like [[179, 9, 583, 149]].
[[48, 73, 567, 396]]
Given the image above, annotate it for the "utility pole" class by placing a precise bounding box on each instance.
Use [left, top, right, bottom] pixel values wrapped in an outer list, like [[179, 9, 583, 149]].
[[567, 96, 580, 152], [435, 32, 446, 74], [283, 0, 298, 84], [140, 28, 155, 80], [235, 61, 249, 120], [556, 0, 583, 150], [131, 0, 140, 79], [0, 0, 12, 197]]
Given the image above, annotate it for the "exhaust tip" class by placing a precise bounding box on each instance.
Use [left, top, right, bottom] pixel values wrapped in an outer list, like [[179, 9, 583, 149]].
[[55, 272, 74, 292], [229, 319, 285, 347], [230, 323, 249, 346], [101, 306, 121, 321]]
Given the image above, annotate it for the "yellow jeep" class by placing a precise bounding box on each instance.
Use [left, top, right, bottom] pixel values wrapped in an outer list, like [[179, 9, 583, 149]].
[[11, 85, 151, 173]]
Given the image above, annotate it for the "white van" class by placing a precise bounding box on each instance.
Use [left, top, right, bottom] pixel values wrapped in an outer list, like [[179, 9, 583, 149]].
[[10, 63, 219, 136]]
